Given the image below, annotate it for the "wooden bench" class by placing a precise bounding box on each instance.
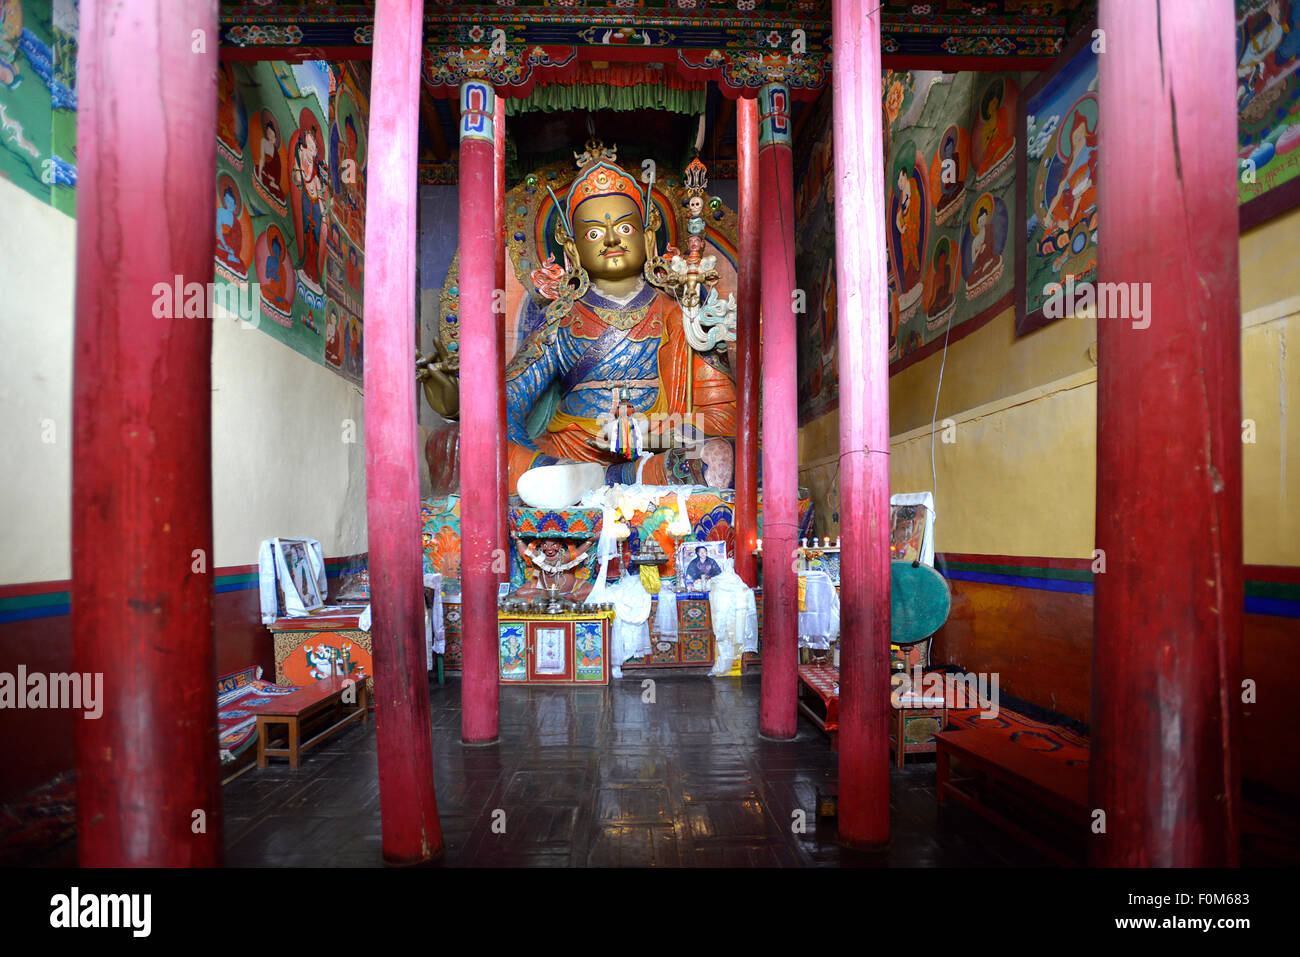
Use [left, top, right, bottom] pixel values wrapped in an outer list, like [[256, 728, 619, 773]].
[[935, 728, 1089, 866], [248, 675, 369, 769]]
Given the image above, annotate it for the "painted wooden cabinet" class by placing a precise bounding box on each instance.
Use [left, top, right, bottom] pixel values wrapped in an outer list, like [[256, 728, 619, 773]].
[[498, 613, 612, 685], [623, 595, 715, 669], [269, 610, 373, 692]]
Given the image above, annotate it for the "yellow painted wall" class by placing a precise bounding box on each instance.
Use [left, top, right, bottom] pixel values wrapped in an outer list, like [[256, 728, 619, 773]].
[[799, 205, 1300, 566]]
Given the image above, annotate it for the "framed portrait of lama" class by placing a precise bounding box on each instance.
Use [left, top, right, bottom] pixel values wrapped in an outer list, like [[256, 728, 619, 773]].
[[275, 537, 324, 614]]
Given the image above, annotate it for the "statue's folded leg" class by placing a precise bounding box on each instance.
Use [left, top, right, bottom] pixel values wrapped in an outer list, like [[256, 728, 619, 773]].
[[510, 443, 607, 508]]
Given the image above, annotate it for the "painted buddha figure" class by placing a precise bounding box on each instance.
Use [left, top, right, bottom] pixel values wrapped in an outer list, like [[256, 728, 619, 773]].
[[503, 157, 737, 507]]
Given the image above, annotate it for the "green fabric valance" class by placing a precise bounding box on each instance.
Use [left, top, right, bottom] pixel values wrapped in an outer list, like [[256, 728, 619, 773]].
[[505, 83, 706, 116]]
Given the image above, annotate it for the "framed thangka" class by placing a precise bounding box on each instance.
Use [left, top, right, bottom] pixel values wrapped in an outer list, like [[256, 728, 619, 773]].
[[1238, 0, 1300, 229], [1016, 26, 1098, 337]]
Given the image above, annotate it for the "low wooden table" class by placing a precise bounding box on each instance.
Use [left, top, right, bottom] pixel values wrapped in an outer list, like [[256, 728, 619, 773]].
[[797, 664, 840, 750], [249, 675, 369, 769], [935, 728, 1089, 866]]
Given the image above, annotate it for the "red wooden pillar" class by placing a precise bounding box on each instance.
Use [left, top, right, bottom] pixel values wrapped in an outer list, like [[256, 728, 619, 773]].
[[832, 0, 892, 849], [71, 0, 222, 867], [459, 80, 502, 744], [757, 81, 799, 740], [1092, 0, 1242, 867], [494, 93, 509, 581], [734, 95, 760, 589], [363, 0, 444, 864]]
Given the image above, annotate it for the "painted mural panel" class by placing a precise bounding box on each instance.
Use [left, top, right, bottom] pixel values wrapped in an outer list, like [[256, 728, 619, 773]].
[[1017, 33, 1098, 336], [887, 71, 1019, 368], [793, 89, 838, 425], [794, 71, 1019, 422], [1238, 0, 1300, 226], [213, 60, 367, 384], [0, 0, 77, 215]]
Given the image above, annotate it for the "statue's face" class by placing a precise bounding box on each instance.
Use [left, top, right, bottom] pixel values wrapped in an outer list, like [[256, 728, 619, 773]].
[[572, 193, 647, 282]]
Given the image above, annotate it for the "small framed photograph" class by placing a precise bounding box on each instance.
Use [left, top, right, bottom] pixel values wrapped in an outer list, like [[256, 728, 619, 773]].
[[277, 538, 323, 613], [676, 540, 727, 589]]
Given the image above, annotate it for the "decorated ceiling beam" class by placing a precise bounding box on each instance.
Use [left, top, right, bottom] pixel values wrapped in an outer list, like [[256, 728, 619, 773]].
[[219, 1, 1088, 90]]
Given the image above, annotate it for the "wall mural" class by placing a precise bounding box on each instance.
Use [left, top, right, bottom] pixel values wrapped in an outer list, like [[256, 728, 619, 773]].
[[793, 89, 838, 425], [1016, 29, 1097, 336], [0, 0, 78, 216], [795, 70, 1020, 424], [214, 60, 368, 384], [1238, 0, 1300, 228], [888, 70, 1019, 367]]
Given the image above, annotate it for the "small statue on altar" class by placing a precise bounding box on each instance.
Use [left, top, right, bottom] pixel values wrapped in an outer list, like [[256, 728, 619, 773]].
[[512, 536, 595, 602]]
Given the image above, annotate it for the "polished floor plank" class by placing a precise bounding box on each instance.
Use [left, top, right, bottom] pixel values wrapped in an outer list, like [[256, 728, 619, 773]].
[[222, 673, 1045, 867]]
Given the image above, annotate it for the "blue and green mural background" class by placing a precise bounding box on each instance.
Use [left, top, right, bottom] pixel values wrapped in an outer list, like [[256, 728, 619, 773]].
[[794, 70, 1021, 424], [215, 59, 369, 385], [1237, 0, 1300, 206], [0, 0, 369, 386], [0, 0, 78, 216]]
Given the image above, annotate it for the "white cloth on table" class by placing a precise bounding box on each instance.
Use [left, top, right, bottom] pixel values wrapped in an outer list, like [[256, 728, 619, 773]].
[[424, 572, 445, 663], [896, 690, 947, 708], [798, 569, 840, 650], [258, 538, 327, 624], [707, 558, 758, 677], [604, 572, 653, 678], [654, 587, 678, 639]]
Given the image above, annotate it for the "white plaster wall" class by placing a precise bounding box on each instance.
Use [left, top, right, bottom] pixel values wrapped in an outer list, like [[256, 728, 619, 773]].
[[210, 315, 368, 567], [0, 175, 370, 583], [0, 179, 75, 584]]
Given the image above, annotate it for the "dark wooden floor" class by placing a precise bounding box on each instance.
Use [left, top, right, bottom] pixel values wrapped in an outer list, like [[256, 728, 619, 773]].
[[223, 672, 1047, 866]]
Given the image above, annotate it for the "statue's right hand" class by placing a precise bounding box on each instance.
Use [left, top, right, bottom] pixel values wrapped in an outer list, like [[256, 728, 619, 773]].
[[417, 340, 460, 419]]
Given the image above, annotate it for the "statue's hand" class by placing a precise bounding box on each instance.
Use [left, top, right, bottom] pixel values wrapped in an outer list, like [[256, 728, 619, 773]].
[[417, 340, 460, 419]]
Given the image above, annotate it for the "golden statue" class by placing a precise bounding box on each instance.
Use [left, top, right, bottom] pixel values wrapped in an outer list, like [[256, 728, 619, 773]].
[[424, 147, 739, 508]]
